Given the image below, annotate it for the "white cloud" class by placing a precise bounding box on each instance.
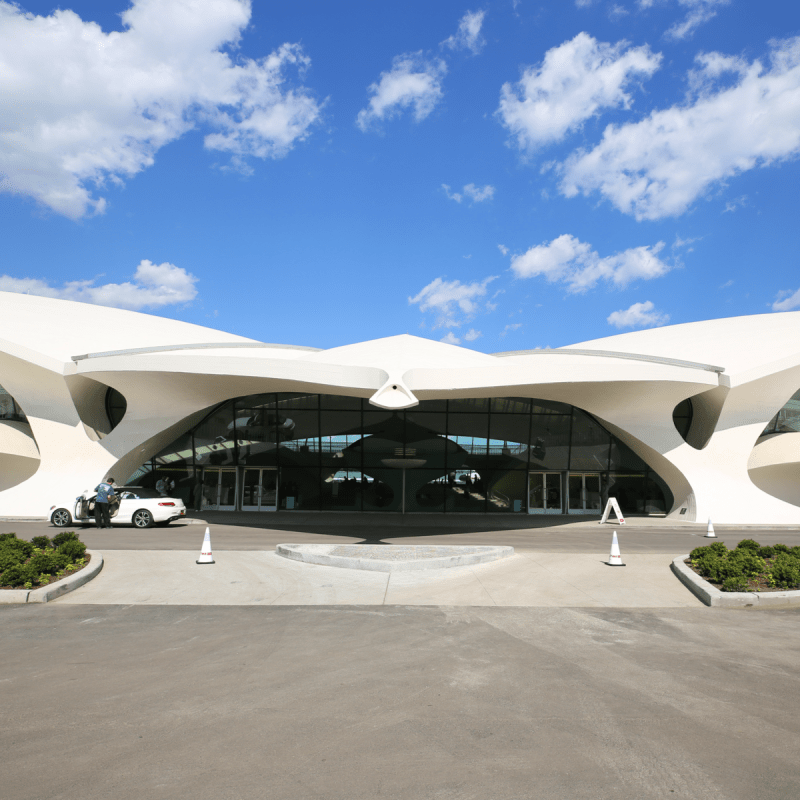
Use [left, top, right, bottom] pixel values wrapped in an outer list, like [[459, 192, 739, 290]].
[[772, 288, 800, 312], [607, 300, 670, 328], [442, 183, 495, 203], [0, 0, 323, 219], [666, 0, 730, 41], [560, 37, 800, 220], [496, 32, 661, 151], [442, 10, 486, 55], [0, 260, 198, 310], [440, 331, 461, 344], [356, 52, 446, 131], [497, 244, 509, 256], [501, 323, 523, 336], [464, 329, 482, 341], [409, 276, 497, 328], [575, 0, 594, 7], [509, 234, 670, 293], [609, 4, 629, 18]]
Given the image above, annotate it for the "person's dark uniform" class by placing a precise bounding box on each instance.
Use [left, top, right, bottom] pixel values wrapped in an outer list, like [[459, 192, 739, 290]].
[[94, 478, 116, 529]]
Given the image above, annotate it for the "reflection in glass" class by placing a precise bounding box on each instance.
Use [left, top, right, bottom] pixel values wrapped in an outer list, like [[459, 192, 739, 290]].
[[138, 393, 672, 515], [528, 414, 570, 470], [569, 410, 610, 471], [0, 384, 28, 423], [761, 389, 800, 436]]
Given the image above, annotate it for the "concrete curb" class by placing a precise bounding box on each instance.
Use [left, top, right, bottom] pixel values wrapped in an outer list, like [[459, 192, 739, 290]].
[[0, 551, 103, 605], [276, 543, 514, 572], [671, 554, 800, 608]]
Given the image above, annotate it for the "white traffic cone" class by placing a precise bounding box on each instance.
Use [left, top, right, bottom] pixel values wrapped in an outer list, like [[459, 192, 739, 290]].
[[705, 518, 717, 538], [196, 527, 215, 564], [608, 531, 626, 566]]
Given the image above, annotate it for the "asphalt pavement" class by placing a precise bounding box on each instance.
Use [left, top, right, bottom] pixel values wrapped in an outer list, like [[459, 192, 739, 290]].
[[2, 603, 800, 800]]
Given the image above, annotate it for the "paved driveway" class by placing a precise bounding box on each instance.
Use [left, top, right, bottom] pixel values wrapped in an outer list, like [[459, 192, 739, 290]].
[[2, 603, 799, 800]]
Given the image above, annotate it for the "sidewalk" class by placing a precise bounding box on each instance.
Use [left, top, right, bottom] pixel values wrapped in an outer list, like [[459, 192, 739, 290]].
[[54, 549, 703, 607]]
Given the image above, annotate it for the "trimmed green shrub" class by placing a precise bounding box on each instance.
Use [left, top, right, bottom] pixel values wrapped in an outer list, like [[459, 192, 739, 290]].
[[757, 546, 776, 559], [31, 536, 52, 550], [791, 547, 800, 559], [771, 554, 800, 589], [773, 544, 790, 554], [695, 554, 726, 583], [57, 539, 86, 560], [52, 531, 79, 548], [722, 576, 750, 592], [28, 552, 58, 575], [0, 550, 23, 572], [1, 565, 27, 586], [690, 542, 727, 561], [0, 532, 18, 542], [52, 553, 71, 571], [0, 540, 33, 560], [736, 539, 761, 552], [724, 549, 765, 578]]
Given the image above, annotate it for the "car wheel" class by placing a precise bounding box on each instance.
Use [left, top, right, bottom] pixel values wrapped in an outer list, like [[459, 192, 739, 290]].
[[51, 508, 72, 527], [132, 509, 154, 529]]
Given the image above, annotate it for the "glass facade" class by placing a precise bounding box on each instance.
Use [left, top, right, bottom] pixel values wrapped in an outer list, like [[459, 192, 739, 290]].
[[0, 384, 27, 423], [761, 389, 800, 436], [131, 394, 672, 515]]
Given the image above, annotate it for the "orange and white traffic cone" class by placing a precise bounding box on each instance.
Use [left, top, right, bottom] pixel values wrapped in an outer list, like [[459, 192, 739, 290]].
[[705, 518, 716, 538], [607, 531, 625, 566], [196, 527, 215, 564]]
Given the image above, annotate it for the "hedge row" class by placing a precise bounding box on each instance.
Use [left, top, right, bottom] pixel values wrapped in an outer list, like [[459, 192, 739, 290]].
[[0, 532, 87, 590], [689, 539, 800, 592]]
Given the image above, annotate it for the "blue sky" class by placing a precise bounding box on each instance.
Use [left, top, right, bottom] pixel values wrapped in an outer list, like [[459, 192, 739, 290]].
[[1, 0, 798, 352]]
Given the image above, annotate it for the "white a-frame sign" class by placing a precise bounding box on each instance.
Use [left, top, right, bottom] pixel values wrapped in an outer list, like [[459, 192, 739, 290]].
[[599, 497, 626, 525]]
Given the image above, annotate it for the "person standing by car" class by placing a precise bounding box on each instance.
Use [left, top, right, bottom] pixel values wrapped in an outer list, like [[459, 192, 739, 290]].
[[94, 477, 116, 528]]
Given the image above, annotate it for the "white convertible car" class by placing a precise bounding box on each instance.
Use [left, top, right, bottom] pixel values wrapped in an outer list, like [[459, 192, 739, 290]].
[[50, 486, 187, 529]]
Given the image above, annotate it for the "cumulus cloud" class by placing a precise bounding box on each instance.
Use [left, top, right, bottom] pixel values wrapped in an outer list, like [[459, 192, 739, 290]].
[[665, 0, 731, 41], [356, 52, 446, 131], [496, 32, 661, 151], [509, 234, 670, 292], [0, 260, 198, 310], [772, 288, 800, 312], [442, 183, 495, 203], [440, 331, 461, 344], [442, 9, 486, 55], [409, 276, 497, 328], [0, 0, 323, 219], [560, 37, 800, 220], [607, 300, 670, 328], [464, 329, 482, 341]]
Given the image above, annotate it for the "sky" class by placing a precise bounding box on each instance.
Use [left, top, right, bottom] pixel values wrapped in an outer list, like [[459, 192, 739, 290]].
[[1, 0, 799, 352]]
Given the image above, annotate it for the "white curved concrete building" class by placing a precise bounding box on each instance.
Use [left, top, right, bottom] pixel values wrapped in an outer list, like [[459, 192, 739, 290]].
[[1, 290, 799, 523]]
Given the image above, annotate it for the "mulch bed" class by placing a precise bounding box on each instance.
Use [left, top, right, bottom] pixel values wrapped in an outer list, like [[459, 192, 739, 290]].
[[684, 557, 794, 593], [0, 554, 92, 591]]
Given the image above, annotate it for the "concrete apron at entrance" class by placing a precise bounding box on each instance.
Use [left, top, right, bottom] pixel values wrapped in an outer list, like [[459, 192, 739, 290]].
[[54, 550, 702, 607]]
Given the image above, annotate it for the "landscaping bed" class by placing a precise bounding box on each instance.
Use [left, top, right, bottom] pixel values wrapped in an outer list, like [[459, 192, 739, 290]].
[[686, 539, 800, 593], [0, 532, 90, 591]]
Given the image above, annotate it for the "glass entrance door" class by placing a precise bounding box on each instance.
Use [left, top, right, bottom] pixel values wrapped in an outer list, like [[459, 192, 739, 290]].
[[241, 468, 278, 511], [528, 472, 562, 514], [568, 473, 602, 514], [202, 467, 237, 510]]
